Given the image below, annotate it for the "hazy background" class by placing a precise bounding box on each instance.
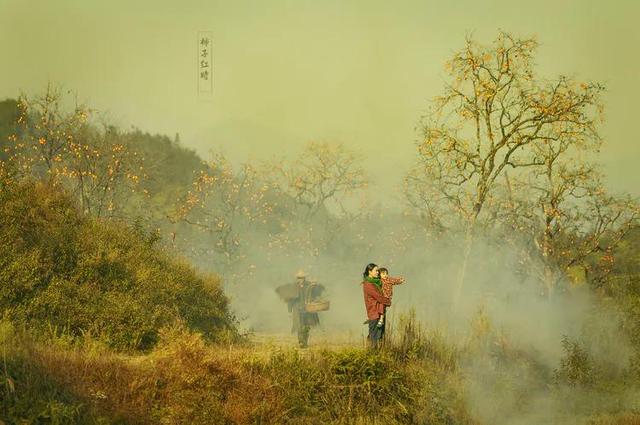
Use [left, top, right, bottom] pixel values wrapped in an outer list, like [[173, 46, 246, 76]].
[[1, 0, 638, 202]]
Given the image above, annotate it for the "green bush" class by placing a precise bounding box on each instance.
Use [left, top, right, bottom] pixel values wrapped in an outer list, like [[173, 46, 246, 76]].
[[554, 336, 597, 388], [0, 181, 238, 351]]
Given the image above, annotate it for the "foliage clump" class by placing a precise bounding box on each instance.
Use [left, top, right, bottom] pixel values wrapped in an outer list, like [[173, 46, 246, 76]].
[[0, 180, 238, 351]]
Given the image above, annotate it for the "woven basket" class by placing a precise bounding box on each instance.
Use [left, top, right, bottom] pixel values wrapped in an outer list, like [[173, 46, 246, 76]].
[[305, 300, 330, 312]]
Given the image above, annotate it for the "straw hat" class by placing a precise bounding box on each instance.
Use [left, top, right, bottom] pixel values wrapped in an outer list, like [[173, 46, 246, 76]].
[[295, 270, 306, 279]]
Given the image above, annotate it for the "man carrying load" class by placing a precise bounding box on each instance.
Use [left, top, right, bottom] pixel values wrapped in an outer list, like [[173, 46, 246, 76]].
[[276, 270, 328, 348]]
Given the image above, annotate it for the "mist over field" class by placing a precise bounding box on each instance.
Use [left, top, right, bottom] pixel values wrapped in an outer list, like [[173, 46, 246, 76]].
[[211, 212, 639, 424]]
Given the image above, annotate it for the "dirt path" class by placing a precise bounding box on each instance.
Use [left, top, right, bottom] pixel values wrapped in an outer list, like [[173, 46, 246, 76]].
[[248, 329, 365, 352]]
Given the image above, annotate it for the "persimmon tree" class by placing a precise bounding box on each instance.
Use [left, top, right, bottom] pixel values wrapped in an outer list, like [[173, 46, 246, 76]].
[[3, 83, 91, 182], [62, 123, 146, 217], [266, 141, 368, 255], [528, 135, 614, 294], [489, 84, 639, 296], [175, 152, 275, 270], [3, 84, 145, 217], [404, 32, 606, 303], [272, 141, 367, 222], [495, 157, 638, 296]]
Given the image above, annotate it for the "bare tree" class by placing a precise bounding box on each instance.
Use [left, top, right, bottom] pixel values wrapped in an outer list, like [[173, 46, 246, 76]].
[[271, 141, 367, 222], [265, 141, 368, 255]]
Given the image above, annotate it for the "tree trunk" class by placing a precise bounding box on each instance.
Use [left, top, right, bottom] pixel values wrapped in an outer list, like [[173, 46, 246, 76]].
[[541, 215, 555, 297], [453, 216, 476, 310]]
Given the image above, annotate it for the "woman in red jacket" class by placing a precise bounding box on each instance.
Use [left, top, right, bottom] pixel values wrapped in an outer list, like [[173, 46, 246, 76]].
[[361, 263, 391, 349]]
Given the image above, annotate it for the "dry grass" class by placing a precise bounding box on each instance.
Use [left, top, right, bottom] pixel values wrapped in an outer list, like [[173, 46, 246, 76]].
[[589, 414, 640, 425], [5, 314, 639, 424], [1, 319, 477, 424]]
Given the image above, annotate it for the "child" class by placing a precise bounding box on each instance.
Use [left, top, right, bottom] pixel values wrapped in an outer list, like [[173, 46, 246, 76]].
[[377, 267, 405, 327]]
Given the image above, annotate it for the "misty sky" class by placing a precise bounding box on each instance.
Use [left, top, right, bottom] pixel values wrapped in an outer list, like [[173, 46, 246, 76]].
[[2, 0, 638, 198]]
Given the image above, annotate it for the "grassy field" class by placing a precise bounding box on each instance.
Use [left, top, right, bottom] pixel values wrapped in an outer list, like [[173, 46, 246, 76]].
[[5, 309, 640, 424], [0, 315, 475, 425]]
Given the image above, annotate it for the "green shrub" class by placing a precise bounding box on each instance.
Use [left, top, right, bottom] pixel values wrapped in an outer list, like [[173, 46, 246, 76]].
[[554, 336, 597, 388], [0, 181, 238, 351]]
